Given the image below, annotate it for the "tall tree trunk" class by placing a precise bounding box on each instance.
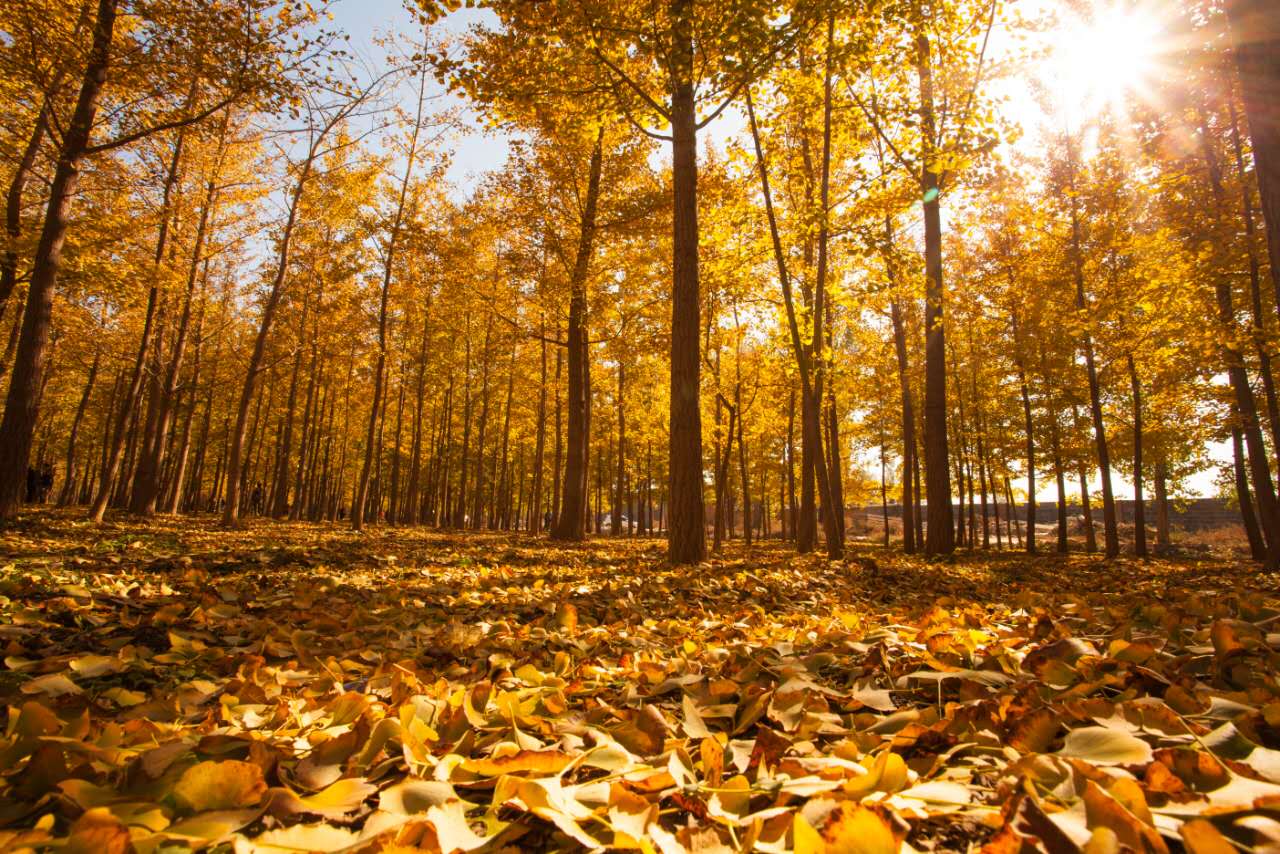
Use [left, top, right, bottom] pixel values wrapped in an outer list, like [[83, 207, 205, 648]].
[[1071, 404, 1097, 552], [0, 0, 117, 521], [552, 326, 563, 528], [58, 350, 100, 505], [388, 364, 406, 525], [531, 314, 548, 533], [454, 334, 473, 528], [1234, 424, 1267, 559], [813, 22, 843, 559], [1154, 460, 1171, 549], [786, 385, 796, 541], [166, 279, 208, 514], [290, 337, 319, 521], [222, 122, 329, 526], [551, 129, 603, 541], [1127, 353, 1148, 557], [1017, 359, 1035, 553], [1067, 135, 1120, 556], [889, 297, 917, 553], [745, 90, 837, 556], [613, 359, 626, 537], [271, 338, 304, 517], [1049, 404, 1068, 554], [666, 0, 706, 563], [470, 321, 493, 530], [354, 68, 428, 530], [493, 348, 515, 529], [736, 379, 751, 547], [915, 27, 954, 556]]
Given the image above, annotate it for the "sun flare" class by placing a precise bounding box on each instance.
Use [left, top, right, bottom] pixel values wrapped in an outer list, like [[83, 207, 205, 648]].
[[1044, 3, 1166, 119]]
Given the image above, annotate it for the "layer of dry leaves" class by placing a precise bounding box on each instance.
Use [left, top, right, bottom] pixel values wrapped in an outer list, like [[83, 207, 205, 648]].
[[1, 511, 1278, 853]]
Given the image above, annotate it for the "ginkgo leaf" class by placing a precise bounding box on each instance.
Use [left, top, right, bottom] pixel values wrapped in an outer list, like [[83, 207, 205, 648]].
[[1058, 727, 1154, 765], [271, 778, 376, 819], [378, 779, 457, 815], [459, 748, 575, 776], [61, 808, 132, 854], [69, 655, 123, 678], [241, 822, 360, 853], [799, 802, 904, 854], [21, 673, 82, 697], [173, 761, 268, 813]]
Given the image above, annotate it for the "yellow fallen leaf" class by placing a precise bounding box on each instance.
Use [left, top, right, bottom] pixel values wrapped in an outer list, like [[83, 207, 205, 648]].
[[173, 760, 267, 814]]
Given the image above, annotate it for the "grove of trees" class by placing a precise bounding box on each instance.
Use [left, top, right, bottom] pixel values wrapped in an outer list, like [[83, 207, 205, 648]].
[[3, 0, 1280, 567]]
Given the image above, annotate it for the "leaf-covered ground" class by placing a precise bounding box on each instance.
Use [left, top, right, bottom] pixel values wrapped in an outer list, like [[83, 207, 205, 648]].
[[1, 513, 1278, 853]]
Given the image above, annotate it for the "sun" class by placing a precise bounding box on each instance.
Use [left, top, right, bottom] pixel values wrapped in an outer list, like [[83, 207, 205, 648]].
[[1042, 2, 1166, 121]]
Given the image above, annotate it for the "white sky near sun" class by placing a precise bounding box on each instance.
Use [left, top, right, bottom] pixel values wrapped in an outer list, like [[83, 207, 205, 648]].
[[329, 0, 1229, 500]]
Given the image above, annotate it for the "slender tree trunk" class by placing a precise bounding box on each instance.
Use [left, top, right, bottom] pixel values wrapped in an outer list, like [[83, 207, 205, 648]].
[[354, 71, 427, 529], [1127, 353, 1148, 557], [1066, 135, 1120, 556], [736, 379, 751, 548], [470, 321, 493, 530], [58, 350, 100, 505], [1071, 404, 1097, 552], [786, 385, 796, 541], [1233, 424, 1266, 559], [531, 314, 548, 533], [1049, 404, 1068, 553], [290, 338, 319, 521], [454, 334, 473, 528], [223, 134, 323, 526], [1154, 460, 1171, 549], [1014, 317, 1035, 553], [1005, 473, 1022, 548], [745, 90, 837, 556], [551, 129, 603, 541], [166, 286, 207, 514], [551, 325, 563, 528], [388, 364, 406, 525], [613, 359, 626, 537], [889, 297, 917, 553], [493, 348, 515, 529]]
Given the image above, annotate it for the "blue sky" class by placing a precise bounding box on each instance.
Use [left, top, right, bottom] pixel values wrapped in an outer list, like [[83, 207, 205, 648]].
[[329, 0, 511, 187]]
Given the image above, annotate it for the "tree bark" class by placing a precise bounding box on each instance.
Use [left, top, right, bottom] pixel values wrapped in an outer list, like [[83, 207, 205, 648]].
[[1154, 460, 1171, 549], [889, 296, 917, 553], [58, 350, 100, 505], [1233, 423, 1267, 559], [1126, 353, 1147, 557], [1066, 134, 1120, 556], [666, 0, 706, 563], [915, 27, 955, 556], [551, 128, 603, 541]]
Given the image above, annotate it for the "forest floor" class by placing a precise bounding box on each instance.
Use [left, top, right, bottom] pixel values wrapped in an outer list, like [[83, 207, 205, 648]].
[[0, 512, 1278, 853]]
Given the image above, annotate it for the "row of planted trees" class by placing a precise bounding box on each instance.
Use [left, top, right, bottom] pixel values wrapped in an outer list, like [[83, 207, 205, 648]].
[[2, 0, 1280, 565]]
